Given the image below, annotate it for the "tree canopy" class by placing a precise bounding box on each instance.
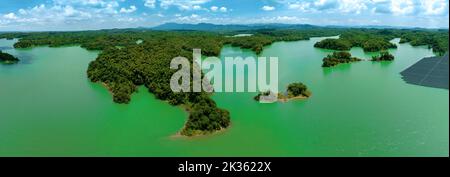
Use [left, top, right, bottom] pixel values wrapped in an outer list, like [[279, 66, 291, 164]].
[[1, 27, 447, 135], [322, 51, 362, 67], [287, 82, 309, 97], [371, 52, 395, 61], [313, 28, 448, 54], [314, 38, 351, 51], [0, 51, 19, 64]]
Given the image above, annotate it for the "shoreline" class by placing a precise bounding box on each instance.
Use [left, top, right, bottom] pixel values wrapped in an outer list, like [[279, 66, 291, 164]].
[[256, 91, 312, 103], [171, 125, 229, 139], [277, 94, 310, 103], [98, 82, 230, 138], [172, 104, 230, 138]]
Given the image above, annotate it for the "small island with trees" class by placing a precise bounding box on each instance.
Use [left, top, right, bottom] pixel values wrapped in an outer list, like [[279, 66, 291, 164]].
[[322, 51, 362, 67], [314, 38, 351, 51], [254, 82, 312, 103], [0, 51, 19, 64], [371, 52, 395, 61]]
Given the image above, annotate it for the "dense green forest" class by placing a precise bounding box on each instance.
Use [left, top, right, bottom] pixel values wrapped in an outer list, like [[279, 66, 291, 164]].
[[0, 27, 448, 135], [372, 52, 395, 61], [85, 33, 231, 136], [313, 29, 448, 54], [0, 51, 19, 64], [322, 51, 362, 67], [314, 38, 352, 50], [399, 30, 449, 55], [1, 29, 341, 55]]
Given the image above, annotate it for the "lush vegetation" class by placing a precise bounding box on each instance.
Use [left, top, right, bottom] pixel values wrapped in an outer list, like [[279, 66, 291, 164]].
[[314, 29, 449, 54], [1, 27, 447, 135], [314, 38, 351, 50], [222, 29, 341, 54], [84, 33, 230, 136], [314, 29, 398, 52], [371, 52, 395, 61], [399, 30, 449, 56], [322, 51, 362, 67], [181, 94, 230, 136], [253, 82, 311, 102], [287, 82, 311, 97], [0, 51, 19, 64], [0, 29, 340, 55]]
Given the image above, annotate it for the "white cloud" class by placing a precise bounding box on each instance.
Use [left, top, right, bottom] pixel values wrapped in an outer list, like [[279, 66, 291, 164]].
[[262, 5, 276, 11], [3, 13, 18, 20], [339, 0, 367, 14], [210, 6, 227, 12], [120, 6, 137, 13], [174, 14, 208, 23], [369, 0, 449, 16], [420, 0, 448, 15], [193, 5, 202, 10], [210, 6, 219, 12], [144, 0, 156, 8], [287, 0, 338, 12], [288, 2, 312, 11], [391, 0, 415, 15], [255, 16, 310, 24], [284, 0, 448, 16], [160, 0, 211, 10], [53, 0, 119, 9], [0, 0, 127, 30]]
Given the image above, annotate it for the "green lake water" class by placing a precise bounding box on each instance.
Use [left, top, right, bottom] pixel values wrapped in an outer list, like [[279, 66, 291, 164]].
[[0, 37, 448, 157]]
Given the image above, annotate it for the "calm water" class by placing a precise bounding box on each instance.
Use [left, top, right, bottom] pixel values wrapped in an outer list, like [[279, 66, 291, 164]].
[[0, 37, 448, 157]]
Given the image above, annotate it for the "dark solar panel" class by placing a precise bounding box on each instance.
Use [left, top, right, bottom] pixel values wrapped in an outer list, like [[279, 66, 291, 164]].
[[400, 53, 449, 89]]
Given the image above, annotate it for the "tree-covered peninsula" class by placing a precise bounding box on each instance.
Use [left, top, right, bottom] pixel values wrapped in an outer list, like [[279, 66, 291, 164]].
[[313, 29, 448, 54], [322, 51, 362, 67], [399, 30, 449, 56], [85, 34, 231, 136], [0, 51, 19, 64], [371, 52, 395, 61], [314, 30, 398, 52]]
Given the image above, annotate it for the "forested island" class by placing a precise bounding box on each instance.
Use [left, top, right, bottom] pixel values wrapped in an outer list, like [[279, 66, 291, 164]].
[[0, 51, 19, 64], [371, 52, 395, 61], [254, 82, 311, 103], [281, 82, 312, 102], [0, 24, 448, 136], [322, 51, 362, 67], [314, 38, 352, 50]]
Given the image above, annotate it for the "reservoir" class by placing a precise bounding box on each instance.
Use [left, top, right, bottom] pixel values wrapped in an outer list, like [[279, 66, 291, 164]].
[[0, 37, 448, 157]]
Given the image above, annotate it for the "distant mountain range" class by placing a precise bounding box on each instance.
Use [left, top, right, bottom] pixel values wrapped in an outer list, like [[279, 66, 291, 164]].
[[150, 23, 447, 31], [152, 23, 321, 31]]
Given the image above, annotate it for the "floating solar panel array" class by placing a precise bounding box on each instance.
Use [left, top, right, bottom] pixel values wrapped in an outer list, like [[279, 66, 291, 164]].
[[401, 53, 449, 89]]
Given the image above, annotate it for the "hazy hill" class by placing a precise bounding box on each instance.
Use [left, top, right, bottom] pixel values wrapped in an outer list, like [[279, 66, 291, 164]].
[[152, 23, 319, 31]]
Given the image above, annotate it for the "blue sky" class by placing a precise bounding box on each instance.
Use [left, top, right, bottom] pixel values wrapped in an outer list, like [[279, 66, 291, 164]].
[[0, 0, 448, 31]]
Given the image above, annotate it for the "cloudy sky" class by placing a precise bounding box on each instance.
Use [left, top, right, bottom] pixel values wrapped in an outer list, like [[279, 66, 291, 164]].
[[0, 0, 448, 31]]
